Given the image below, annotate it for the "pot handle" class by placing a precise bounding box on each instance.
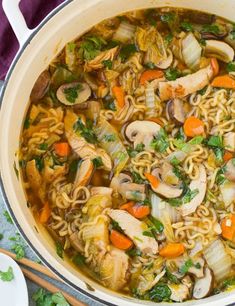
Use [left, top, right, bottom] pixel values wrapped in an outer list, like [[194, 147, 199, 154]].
[[2, 0, 32, 47]]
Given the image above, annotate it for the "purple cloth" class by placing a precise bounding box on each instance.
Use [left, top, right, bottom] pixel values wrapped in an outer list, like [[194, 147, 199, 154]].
[[0, 0, 65, 80]]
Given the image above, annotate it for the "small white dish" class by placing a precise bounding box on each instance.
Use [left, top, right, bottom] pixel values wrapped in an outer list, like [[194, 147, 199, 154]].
[[0, 253, 28, 306]]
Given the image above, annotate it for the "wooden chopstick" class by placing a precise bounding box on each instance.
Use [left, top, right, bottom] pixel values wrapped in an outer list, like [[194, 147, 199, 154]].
[[0, 248, 59, 281], [0, 248, 87, 306], [21, 267, 87, 306]]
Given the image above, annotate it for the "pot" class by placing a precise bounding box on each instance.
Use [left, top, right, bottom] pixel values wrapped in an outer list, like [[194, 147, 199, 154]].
[[0, 0, 235, 305]]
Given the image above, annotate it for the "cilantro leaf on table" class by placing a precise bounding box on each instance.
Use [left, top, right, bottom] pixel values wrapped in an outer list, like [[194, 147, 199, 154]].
[[33, 288, 70, 306], [3, 210, 13, 224], [0, 267, 14, 282]]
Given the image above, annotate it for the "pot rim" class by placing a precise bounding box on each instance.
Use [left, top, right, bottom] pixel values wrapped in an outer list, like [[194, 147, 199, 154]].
[[0, 1, 115, 305]]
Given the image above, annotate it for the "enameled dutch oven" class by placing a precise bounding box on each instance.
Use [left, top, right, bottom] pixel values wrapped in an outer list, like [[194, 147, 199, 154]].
[[1, 1, 235, 305]]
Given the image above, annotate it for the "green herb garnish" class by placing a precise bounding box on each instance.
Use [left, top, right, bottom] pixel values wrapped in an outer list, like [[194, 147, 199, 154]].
[[63, 83, 81, 104], [34, 156, 44, 172], [73, 118, 98, 144], [39, 143, 48, 150], [132, 171, 146, 184], [226, 61, 235, 72], [179, 259, 193, 274], [127, 143, 145, 157], [32, 288, 70, 306], [126, 247, 142, 257], [103, 134, 116, 142], [164, 33, 173, 45], [0, 267, 14, 282], [165, 67, 180, 81], [151, 128, 169, 153], [168, 188, 199, 207], [119, 44, 137, 62], [149, 283, 172, 302], [160, 13, 176, 24], [55, 241, 64, 259], [79, 35, 107, 61], [102, 59, 112, 69], [3, 211, 13, 224], [73, 253, 86, 266], [92, 157, 103, 168], [180, 21, 193, 32], [201, 24, 220, 35]]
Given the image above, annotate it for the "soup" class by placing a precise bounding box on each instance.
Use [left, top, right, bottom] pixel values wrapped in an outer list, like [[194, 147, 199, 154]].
[[19, 7, 235, 302]]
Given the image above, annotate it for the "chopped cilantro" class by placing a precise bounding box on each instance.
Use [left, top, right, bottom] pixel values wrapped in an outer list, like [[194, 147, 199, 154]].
[[0, 267, 14, 282], [103, 134, 116, 142], [0, 233, 3, 240], [207, 135, 223, 148], [24, 117, 31, 129], [149, 283, 172, 302], [32, 288, 70, 306], [34, 156, 44, 172], [38, 143, 48, 150], [170, 156, 181, 166], [164, 33, 173, 45], [160, 12, 176, 24], [166, 268, 180, 284], [92, 157, 103, 168], [226, 61, 235, 72], [132, 171, 146, 184], [180, 21, 193, 32], [126, 247, 142, 257], [102, 59, 112, 69], [179, 259, 193, 274], [63, 83, 81, 104], [56, 241, 64, 259], [151, 128, 169, 153], [79, 35, 107, 61], [165, 67, 180, 81], [145, 62, 156, 69], [119, 44, 137, 62], [73, 253, 86, 266], [67, 42, 76, 52], [168, 188, 199, 207], [201, 24, 220, 35], [127, 143, 145, 157], [3, 210, 13, 224], [73, 118, 97, 144], [9, 233, 26, 259]]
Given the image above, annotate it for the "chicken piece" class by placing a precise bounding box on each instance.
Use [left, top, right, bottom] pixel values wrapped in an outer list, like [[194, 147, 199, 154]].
[[100, 247, 130, 290], [159, 65, 213, 101], [168, 283, 189, 302], [26, 160, 45, 201], [85, 47, 118, 71], [108, 209, 158, 254], [64, 110, 112, 171]]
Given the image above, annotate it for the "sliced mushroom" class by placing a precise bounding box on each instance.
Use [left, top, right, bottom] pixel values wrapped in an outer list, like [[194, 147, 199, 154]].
[[220, 180, 235, 207], [150, 168, 183, 198], [155, 49, 173, 69], [224, 132, 235, 152], [57, 82, 91, 105], [188, 258, 205, 278], [110, 173, 146, 201], [84, 46, 118, 71], [180, 165, 207, 216], [30, 70, 50, 101], [193, 268, 213, 299], [168, 283, 189, 302], [90, 187, 113, 197], [166, 98, 186, 125], [159, 65, 213, 101], [108, 209, 158, 254], [125, 120, 161, 151], [74, 158, 94, 188], [224, 159, 235, 182], [204, 40, 234, 63]]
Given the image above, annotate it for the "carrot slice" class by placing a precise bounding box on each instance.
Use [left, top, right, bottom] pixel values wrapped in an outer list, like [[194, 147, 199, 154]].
[[223, 151, 233, 162], [110, 230, 133, 250], [39, 202, 51, 224], [183, 116, 204, 137], [112, 86, 125, 108], [120, 201, 150, 219], [211, 58, 219, 76], [159, 243, 185, 258], [145, 173, 160, 189], [54, 142, 70, 157], [140, 70, 164, 85], [211, 74, 235, 89], [147, 117, 163, 126], [221, 215, 235, 241]]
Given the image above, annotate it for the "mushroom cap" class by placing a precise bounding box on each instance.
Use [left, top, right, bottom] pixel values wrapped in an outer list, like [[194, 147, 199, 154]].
[[193, 268, 213, 299], [151, 168, 183, 198], [166, 98, 186, 126], [125, 120, 161, 151], [180, 164, 207, 216], [57, 82, 91, 105], [30, 70, 50, 101], [204, 40, 234, 63]]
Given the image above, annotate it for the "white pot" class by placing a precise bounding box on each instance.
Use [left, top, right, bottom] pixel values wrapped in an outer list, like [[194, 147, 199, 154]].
[[1, 1, 235, 305]]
